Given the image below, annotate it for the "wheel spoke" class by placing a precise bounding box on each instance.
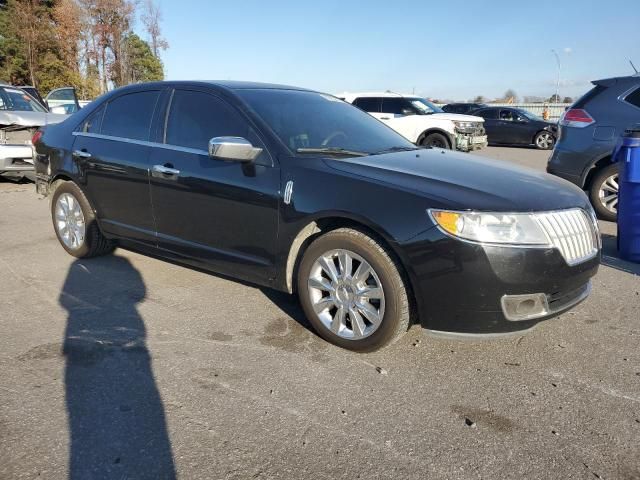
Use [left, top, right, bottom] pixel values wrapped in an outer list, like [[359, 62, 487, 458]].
[[357, 285, 382, 299], [348, 307, 366, 337], [331, 306, 346, 333], [357, 301, 382, 327], [318, 255, 339, 282], [353, 261, 371, 284], [337, 251, 353, 279], [313, 297, 334, 314], [309, 277, 333, 292]]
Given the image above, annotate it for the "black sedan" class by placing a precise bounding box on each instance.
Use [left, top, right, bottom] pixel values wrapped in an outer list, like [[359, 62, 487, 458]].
[[472, 106, 558, 149], [33, 81, 600, 351]]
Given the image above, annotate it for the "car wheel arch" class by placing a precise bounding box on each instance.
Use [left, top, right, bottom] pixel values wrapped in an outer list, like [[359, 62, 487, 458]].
[[417, 128, 453, 148], [583, 154, 614, 189], [283, 216, 412, 296]]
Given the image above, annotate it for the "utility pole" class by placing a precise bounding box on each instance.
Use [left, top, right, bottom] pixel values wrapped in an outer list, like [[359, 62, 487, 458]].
[[551, 49, 561, 103]]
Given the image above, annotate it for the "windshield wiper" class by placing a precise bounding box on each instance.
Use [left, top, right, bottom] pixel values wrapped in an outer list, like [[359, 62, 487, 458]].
[[296, 147, 369, 157], [374, 146, 421, 154]]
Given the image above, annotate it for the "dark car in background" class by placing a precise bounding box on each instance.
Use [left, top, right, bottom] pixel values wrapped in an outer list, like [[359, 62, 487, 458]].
[[471, 106, 558, 150], [442, 102, 487, 114], [33, 81, 599, 351], [547, 74, 640, 221]]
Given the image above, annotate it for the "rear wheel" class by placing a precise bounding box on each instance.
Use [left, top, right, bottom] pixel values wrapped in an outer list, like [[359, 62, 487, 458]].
[[534, 131, 555, 150], [51, 181, 114, 258], [589, 163, 618, 222], [421, 132, 450, 149], [297, 228, 410, 352]]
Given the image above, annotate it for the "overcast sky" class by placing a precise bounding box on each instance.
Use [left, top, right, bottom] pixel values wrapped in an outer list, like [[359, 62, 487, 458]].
[[158, 0, 640, 101]]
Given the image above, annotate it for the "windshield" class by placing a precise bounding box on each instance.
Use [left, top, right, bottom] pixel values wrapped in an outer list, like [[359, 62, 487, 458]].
[[237, 89, 416, 155], [409, 98, 443, 115], [0, 87, 48, 112]]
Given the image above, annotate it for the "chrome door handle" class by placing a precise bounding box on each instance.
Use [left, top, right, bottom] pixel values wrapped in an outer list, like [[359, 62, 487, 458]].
[[152, 164, 180, 178], [73, 150, 92, 159]]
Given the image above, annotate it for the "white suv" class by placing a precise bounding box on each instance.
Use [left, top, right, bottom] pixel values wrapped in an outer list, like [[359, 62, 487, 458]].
[[339, 92, 487, 152]]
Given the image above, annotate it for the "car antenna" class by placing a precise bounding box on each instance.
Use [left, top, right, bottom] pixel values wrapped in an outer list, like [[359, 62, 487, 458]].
[[630, 59, 639, 74]]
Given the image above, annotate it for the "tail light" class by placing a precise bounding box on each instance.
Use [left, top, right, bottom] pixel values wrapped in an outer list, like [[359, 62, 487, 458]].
[[560, 109, 595, 128], [31, 130, 43, 145]]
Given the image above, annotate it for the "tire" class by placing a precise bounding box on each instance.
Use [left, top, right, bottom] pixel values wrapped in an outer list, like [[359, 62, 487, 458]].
[[50, 181, 114, 258], [421, 132, 450, 149], [589, 163, 618, 222], [534, 130, 555, 150], [297, 228, 410, 352]]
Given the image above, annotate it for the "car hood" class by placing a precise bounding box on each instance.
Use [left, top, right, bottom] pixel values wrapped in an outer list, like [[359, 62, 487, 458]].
[[430, 112, 484, 122], [324, 149, 589, 212], [0, 111, 68, 128]]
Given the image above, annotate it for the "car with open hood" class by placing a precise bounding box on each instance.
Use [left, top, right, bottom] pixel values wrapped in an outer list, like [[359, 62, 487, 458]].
[[33, 81, 600, 351]]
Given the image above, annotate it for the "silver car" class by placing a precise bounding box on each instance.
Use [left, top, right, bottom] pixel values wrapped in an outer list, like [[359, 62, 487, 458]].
[[0, 84, 67, 180]]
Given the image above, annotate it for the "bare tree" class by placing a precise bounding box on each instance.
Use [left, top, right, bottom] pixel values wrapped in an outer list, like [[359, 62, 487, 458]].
[[141, 0, 168, 58]]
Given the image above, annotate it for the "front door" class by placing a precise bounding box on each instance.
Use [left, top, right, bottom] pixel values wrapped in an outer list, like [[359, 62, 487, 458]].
[[148, 88, 280, 284], [72, 89, 161, 244]]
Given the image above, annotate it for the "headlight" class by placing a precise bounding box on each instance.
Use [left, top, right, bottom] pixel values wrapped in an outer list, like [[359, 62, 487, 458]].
[[429, 210, 550, 245], [453, 121, 476, 130]]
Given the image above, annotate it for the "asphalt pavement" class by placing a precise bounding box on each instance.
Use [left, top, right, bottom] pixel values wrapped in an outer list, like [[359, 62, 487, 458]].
[[0, 147, 638, 479]]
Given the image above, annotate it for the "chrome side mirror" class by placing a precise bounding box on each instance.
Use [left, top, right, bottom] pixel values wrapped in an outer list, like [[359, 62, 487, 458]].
[[208, 137, 262, 162]]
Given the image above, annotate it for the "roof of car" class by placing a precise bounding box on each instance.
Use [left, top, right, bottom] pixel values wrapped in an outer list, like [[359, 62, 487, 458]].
[[338, 92, 421, 102], [114, 80, 313, 92]]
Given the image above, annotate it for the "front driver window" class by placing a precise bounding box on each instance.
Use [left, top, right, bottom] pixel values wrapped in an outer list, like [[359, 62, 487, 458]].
[[500, 110, 515, 121], [165, 90, 268, 163]]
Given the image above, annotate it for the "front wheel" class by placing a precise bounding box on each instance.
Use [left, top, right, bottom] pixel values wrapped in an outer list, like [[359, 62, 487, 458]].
[[421, 132, 450, 149], [534, 131, 555, 150], [589, 163, 618, 222], [297, 228, 410, 352]]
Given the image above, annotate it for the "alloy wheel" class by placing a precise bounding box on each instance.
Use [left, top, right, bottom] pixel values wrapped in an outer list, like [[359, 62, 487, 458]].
[[55, 193, 86, 250], [307, 249, 385, 340], [536, 132, 554, 149], [598, 173, 619, 214]]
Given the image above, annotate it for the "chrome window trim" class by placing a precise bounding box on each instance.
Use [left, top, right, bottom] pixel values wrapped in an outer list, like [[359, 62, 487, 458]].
[[618, 84, 640, 112], [72, 131, 208, 156]]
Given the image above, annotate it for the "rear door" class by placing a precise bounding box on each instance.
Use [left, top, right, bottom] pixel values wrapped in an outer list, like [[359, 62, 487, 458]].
[[71, 89, 160, 244], [148, 88, 280, 284]]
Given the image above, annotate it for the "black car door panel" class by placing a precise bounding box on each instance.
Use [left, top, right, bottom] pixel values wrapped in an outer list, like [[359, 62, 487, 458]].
[[149, 89, 280, 284], [71, 89, 160, 243]]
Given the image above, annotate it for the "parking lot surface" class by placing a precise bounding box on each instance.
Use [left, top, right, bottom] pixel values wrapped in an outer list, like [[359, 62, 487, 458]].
[[1, 147, 639, 479]]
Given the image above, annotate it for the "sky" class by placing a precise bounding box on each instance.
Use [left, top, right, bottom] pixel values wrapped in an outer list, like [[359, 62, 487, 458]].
[[154, 0, 640, 102]]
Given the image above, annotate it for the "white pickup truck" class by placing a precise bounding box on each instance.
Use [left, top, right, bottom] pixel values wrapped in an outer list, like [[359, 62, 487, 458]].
[[339, 92, 487, 152]]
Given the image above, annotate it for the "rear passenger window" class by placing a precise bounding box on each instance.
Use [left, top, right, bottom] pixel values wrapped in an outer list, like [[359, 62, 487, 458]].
[[475, 109, 497, 119], [101, 91, 159, 141], [352, 97, 381, 112], [165, 90, 251, 151], [381, 98, 407, 114], [625, 87, 640, 108], [80, 105, 105, 133]]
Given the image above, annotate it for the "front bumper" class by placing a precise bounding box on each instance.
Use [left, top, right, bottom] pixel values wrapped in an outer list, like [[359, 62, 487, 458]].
[[399, 228, 600, 335], [0, 144, 35, 174], [455, 132, 488, 152]]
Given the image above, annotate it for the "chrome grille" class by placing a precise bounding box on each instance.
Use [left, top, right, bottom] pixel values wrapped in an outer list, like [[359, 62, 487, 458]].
[[535, 209, 599, 265]]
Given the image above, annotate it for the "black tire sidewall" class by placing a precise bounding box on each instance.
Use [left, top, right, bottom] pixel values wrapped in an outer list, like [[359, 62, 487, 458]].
[[297, 231, 407, 352], [589, 163, 618, 221], [50, 182, 95, 258]]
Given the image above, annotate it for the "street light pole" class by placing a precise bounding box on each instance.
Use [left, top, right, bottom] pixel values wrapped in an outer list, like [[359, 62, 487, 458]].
[[552, 49, 561, 103]]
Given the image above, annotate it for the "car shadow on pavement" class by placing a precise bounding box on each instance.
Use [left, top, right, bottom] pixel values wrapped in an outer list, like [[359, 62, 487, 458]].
[[60, 256, 176, 479], [600, 234, 640, 276]]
